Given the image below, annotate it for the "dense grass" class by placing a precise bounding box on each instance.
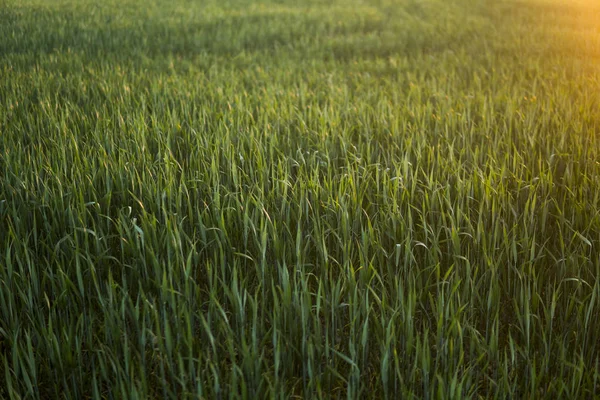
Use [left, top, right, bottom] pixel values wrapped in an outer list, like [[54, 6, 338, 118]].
[[1, 0, 600, 398]]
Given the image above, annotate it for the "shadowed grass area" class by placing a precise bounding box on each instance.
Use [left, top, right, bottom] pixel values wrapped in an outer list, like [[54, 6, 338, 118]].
[[1, 0, 600, 398]]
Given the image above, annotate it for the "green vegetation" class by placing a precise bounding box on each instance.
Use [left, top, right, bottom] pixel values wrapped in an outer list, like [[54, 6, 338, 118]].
[[1, 0, 600, 397]]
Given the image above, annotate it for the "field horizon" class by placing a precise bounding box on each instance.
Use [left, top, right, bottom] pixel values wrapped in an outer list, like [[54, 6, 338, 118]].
[[2, 0, 600, 398]]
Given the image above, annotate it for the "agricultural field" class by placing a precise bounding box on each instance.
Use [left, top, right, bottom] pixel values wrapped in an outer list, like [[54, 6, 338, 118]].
[[1, 0, 600, 398]]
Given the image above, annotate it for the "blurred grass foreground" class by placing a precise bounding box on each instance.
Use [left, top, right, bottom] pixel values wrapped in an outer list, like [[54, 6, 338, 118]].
[[1, 0, 600, 398]]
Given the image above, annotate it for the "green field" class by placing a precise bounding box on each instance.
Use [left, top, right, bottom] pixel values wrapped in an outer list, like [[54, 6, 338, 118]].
[[1, 0, 600, 398]]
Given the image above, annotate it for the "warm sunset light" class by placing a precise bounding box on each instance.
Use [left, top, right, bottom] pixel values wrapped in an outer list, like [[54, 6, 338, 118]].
[[2, 0, 600, 398]]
